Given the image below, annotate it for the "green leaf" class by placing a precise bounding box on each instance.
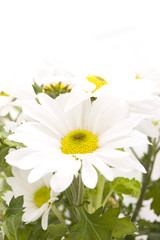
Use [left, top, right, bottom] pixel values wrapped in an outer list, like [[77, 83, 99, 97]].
[[0, 130, 10, 139], [18, 225, 32, 240], [0, 146, 10, 170], [66, 207, 120, 240], [112, 216, 137, 238], [4, 139, 25, 148], [3, 212, 23, 240], [4, 196, 23, 221], [32, 81, 43, 95], [138, 220, 160, 240], [27, 225, 48, 240], [111, 177, 141, 199], [145, 179, 160, 215], [47, 223, 68, 239]]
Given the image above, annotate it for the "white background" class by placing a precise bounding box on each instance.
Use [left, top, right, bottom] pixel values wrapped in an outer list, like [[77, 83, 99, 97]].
[[1, 0, 160, 87]]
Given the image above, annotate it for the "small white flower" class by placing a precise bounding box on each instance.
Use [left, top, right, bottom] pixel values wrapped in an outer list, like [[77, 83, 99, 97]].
[[6, 91, 147, 192], [4, 168, 58, 230]]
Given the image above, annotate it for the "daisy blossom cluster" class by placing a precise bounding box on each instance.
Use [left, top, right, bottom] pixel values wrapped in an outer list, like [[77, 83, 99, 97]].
[[1, 60, 160, 240]]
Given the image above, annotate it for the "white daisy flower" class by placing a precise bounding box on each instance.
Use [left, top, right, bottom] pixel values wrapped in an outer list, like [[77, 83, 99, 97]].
[[6, 91, 147, 192], [34, 58, 95, 93], [32, 59, 95, 110], [3, 167, 58, 230], [85, 75, 160, 138]]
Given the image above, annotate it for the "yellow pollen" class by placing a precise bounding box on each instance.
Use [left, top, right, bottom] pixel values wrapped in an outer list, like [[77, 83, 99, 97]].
[[34, 186, 51, 208], [86, 75, 108, 92], [61, 129, 98, 154]]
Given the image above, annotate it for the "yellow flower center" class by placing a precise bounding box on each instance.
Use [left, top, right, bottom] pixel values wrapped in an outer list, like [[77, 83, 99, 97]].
[[61, 129, 98, 154], [42, 82, 71, 99], [86, 75, 108, 92], [34, 186, 51, 208], [153, 121, 159, 126]]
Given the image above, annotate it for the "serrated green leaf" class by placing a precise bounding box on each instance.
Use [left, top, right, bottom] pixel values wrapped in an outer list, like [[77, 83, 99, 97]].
[[112, 216, 137, 238], [145, 179, 160, 215], [111, 177, 141, 199], [47, 223, 68, 239], [4, 196, 23, 221], [66, 207, 120, 240]]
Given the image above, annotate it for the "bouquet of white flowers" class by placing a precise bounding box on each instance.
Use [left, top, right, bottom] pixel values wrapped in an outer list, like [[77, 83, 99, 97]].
[[0, 60, 160, 240]]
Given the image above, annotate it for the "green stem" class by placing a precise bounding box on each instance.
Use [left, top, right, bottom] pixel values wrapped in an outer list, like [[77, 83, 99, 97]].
[[96, 174, 106, 209], [102, 188, 114, 208], [131, 137, 158, 222], [65, 188, 79, 222], [70, 181, 77, 202], [77, 173, 84, 206], [130, 147, 141, 162], [52, 204, 65, 225]]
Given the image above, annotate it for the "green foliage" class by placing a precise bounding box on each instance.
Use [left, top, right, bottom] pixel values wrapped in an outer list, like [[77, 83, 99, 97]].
[[65, 207, 137, 240], [138, 220, 160, 240], [3, 212, 23, 240], [27, 225, 48, 240], [3, 140, 25, 148], [32, 81, 43, 94], [66, 207, 120, 240], [110, 177, 141, 199], [145, 179, 160, 215], [0, 146, 10, 170], [47, 223, 68, 239], [0, 129, 10, 139], [112, 216, 137, 238], [4, 196, 23, 221], [18, 225, 32, 240]]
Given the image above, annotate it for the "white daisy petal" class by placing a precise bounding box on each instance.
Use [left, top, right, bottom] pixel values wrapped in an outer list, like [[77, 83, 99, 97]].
[[64, 87, 91, 112], [22, 204, 48, 222], [6, 148, 37, 167], [22, 100, 63, 137], [98, 117, 141, 145], [91, 157, 113, 181], [137, 120, 159, 138], [81, 160, 98, 189], [97, 149, 146, 173], [50, 174, 74, 193], [8, 122, 60, 151], [2, 191, 14, 205], [55, 157, 81, 177], [37, 93, 68, 134], [41, 206, 51, 230], [28, 168, 49, 183]]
